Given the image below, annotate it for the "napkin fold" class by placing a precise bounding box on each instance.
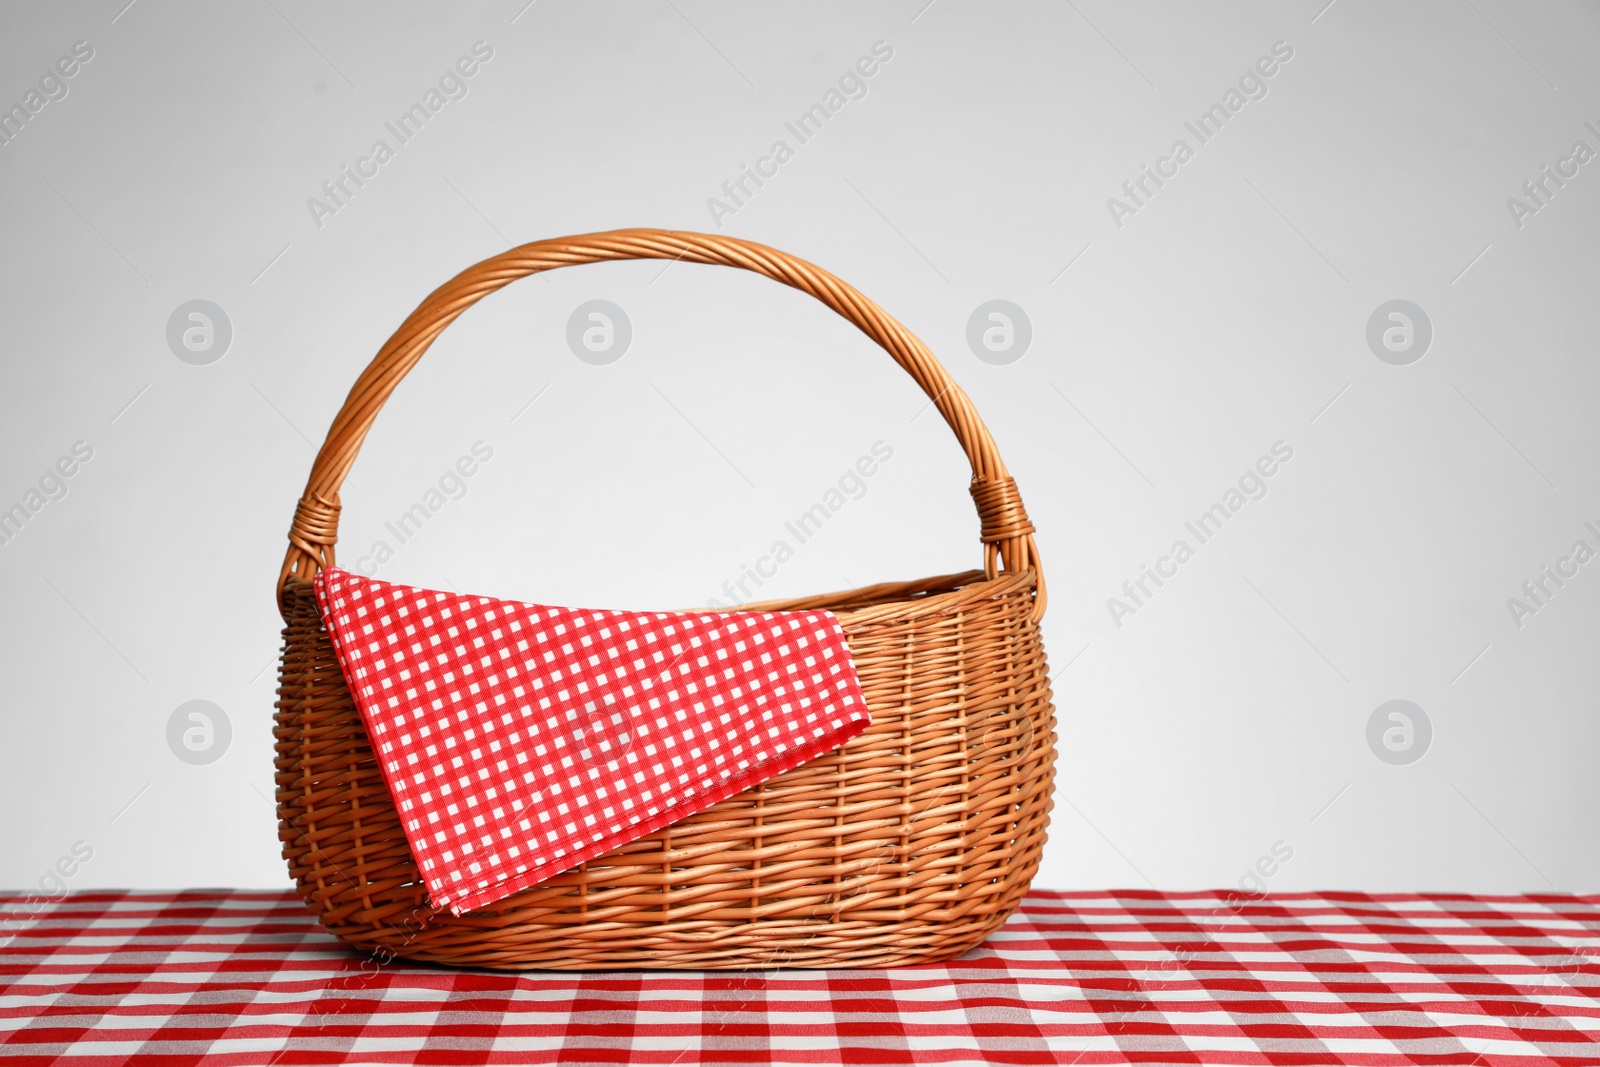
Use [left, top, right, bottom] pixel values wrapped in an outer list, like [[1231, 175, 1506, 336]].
[[313, 568, 871, 915]]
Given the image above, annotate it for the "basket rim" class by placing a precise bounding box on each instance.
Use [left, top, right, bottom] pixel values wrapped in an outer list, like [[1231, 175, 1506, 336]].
[[280, 566, 1039, 633], [730, 568, 1038, 628]]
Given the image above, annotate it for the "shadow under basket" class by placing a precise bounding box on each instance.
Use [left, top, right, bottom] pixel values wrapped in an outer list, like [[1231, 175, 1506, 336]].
[[272, 229, 1056, 970]]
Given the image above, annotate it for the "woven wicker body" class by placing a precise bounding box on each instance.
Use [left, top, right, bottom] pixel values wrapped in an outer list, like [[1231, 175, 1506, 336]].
[[274, 230, 1055, 969]]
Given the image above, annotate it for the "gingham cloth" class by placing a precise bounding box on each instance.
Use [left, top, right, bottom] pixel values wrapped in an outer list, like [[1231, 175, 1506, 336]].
[[2, 890, 1596, 1064], [313, 569, 871, 915]]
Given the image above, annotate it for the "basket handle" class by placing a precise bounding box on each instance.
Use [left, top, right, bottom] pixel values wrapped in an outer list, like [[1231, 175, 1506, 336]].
[[277, 228, 1044, 621]]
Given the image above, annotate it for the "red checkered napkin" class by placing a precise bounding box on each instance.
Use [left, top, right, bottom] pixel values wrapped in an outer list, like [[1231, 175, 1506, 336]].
[[312, 568, 870, 915]]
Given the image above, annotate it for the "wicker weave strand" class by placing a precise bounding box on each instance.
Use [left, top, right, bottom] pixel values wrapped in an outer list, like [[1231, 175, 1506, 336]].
[[273, 230, 1056, 969]]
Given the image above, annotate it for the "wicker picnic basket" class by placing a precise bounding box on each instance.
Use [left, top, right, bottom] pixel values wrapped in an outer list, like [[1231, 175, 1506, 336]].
[[274, 229, 1055, 970]]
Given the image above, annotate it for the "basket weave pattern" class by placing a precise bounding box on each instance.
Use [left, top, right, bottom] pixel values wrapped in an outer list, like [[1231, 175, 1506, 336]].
[[274, 230, 1055, 969]]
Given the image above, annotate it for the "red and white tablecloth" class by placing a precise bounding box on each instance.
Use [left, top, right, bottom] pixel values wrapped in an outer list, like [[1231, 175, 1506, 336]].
[[1, 890, 1596, 1065]]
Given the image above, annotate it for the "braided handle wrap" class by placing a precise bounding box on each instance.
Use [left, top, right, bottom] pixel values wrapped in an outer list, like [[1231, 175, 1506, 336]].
[[277, 228, 1044, 620]]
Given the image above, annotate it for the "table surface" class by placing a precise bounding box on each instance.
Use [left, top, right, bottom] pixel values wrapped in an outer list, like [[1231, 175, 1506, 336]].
[[1, 889, 1596, 1065]]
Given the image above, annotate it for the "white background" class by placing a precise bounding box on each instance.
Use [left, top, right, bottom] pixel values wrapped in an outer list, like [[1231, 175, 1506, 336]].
[[1, 0, 1596, 897]]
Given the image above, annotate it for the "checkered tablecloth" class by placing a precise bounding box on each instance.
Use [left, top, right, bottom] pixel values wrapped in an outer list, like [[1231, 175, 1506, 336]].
[[2, 890, 1596, 1065]]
